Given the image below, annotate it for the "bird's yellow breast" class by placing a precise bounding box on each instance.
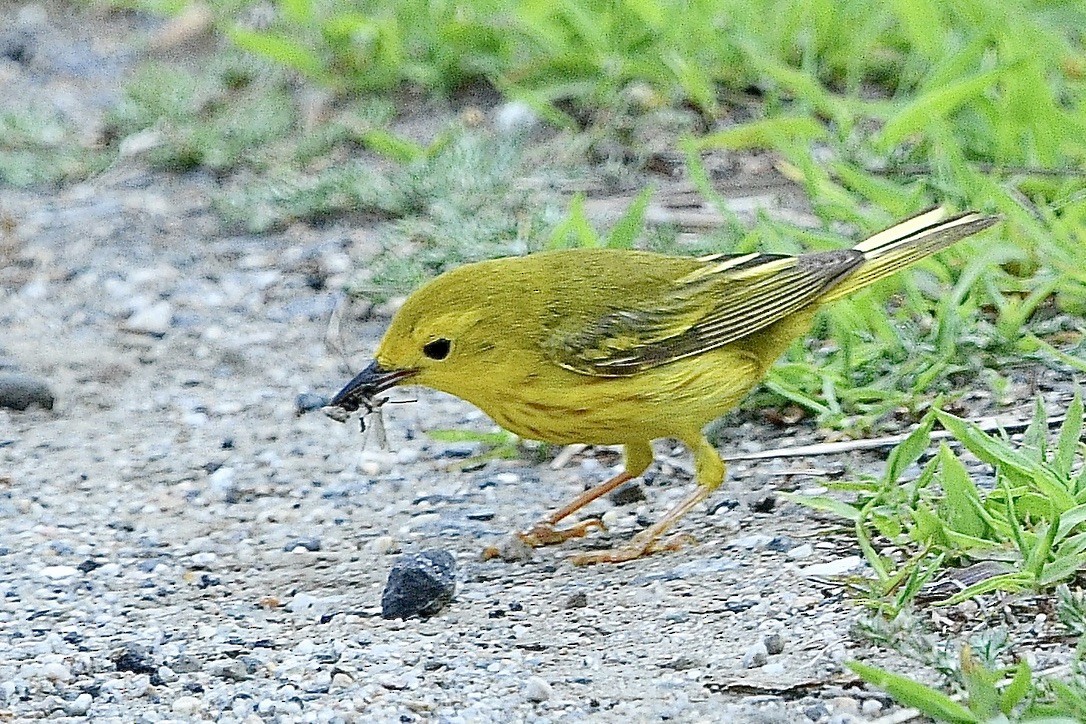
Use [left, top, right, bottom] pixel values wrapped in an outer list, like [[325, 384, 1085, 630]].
[[440, 312, 813, 446]]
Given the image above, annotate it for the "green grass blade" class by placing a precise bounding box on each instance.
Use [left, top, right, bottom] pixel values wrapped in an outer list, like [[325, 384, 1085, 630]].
[[1055, 390, 1084, 479], [605, 188, 652, 249], [846, 661, 978, 723]]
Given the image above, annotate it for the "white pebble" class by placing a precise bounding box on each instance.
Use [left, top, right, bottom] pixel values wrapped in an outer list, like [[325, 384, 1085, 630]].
[[786, 543, 814, 559], [40, 566, 79, 580], [41, 662, 72, 681], [524, 676, 552, 702], [395, 447, 420, 465], [329, 672, 354, 692], [66, 692, 92, 715], [125, 301, 173, 336], [172, 695, 202, 714], [862, 698, 883, 716], [369, 536, 400, 555], [741, 642, 768, 669], [799, 556, 862, 577]]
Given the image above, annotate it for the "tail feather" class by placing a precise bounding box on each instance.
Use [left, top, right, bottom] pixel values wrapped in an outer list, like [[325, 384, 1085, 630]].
[[819, 208, 1000, 303]]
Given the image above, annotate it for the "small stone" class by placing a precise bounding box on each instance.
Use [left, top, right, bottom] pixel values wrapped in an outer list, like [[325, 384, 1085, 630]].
[[0, 373, 54, 411], [156, 666, 178, 683], [65, 692, 92, 715], [608, 482, 646, 506], [329, 672, 354, 692], [481, 533, 533, 563], [284, 537, 321, 552], [524, 676, 552, 702], [799, 556, 862, 577], [762, 633, 785, 655], [828, 696, 859, 716], [660, 656, 699, 671], [381, 549, 457, 620], [41, 662, 72, 682], [125, 301, 173, 336], [113, 643, 157, 675], [294, 392, 328, 415], [172, 695, 202, 715], [861, 699, 883, 716], [40, 565, 79, 579], [286, 592, 332, 619], [170, 654, 202, 673], [786, 543, 814, 560], [564, 591, 588, 609], [369, 536, 400, 555], [395, 447, 420, 465], [732, 534, 774, 550], [741, 641, 768, 669]]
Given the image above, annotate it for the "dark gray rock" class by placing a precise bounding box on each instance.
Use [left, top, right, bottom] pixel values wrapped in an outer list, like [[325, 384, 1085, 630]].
[[381, 549, 456, 620], [608, 482, 646, 506], [0, 373, 54, 411], [112, 643, 157, 675]]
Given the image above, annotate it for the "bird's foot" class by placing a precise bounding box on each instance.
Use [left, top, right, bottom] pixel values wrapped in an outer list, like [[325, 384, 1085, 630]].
[[569, 530, 696, 565], [516, 518, 606, 547]]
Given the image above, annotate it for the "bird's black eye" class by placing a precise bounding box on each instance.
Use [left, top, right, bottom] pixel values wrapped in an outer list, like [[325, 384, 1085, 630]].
[[423, 338, 451, 360]]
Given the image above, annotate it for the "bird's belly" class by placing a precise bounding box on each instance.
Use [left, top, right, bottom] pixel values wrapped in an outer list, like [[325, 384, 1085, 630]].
[[467, 348, 764, 445]]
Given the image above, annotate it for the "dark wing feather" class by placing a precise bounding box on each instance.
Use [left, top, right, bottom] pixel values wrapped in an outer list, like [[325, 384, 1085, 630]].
[[547, 249, 863, 377]]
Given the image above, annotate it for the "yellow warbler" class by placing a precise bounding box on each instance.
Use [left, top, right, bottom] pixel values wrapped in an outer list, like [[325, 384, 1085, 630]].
[[330, 208, 998, 564]]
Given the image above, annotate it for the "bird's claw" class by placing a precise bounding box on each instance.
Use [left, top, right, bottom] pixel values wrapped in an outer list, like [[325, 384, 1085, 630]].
[[516, 518, 606, 547], [570, 531, 696, 565]]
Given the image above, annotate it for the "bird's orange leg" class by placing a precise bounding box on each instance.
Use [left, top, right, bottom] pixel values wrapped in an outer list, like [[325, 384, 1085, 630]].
[[570, 435, 724, 565], [569, 485, 708, 564], [516, 471, 634, 546], [517, 441, 654, 548]]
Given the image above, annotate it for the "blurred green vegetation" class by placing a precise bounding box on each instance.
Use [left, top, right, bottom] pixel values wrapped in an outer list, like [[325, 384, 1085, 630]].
[[7, 0, 1084, 428]]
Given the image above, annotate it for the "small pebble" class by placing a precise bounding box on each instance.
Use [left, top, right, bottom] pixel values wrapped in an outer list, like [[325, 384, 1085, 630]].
[[828, 696, 860, 716], [284, 537, 321, 552], [125, 301, 173, 336], [799, 556, 862, 577], [481, 533, 533, 563], [608, 482, 646, 506], [65, 692, 92, 716], [741, 641, 768, 669], [369, 535, 400, 555], [39, 565, 79, 580], [763, 633, 785, 655], [294, 392, 328, 415], [564, 591, 588, 609], [381, 549, 457, 620], [171, 695, 202, 715], [0, 373, 54, 411], [786, 543, 814, 560], [524, 676, 552, 702], [113, 643, 157, 675], [41, 662, 72, 682], [329, 672, 354, 692], [861, 699, 883, 716]]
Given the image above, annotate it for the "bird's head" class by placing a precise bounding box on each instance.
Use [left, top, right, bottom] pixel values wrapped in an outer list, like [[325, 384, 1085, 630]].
[[329, 263, 521, 412]]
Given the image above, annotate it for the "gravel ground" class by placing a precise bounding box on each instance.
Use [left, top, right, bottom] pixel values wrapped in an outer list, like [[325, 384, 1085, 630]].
[[1, 4, 1083, 723]]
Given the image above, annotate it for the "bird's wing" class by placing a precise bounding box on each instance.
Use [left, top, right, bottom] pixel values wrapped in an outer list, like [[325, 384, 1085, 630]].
[[546, 249, 863, 377]]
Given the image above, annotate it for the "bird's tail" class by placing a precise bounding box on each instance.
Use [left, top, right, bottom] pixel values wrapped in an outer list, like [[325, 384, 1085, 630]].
[[819, 207, 1000, 303]]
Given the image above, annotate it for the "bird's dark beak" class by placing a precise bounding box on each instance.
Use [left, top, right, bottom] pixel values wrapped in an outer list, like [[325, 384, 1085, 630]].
[[330, 360, 415, 412]]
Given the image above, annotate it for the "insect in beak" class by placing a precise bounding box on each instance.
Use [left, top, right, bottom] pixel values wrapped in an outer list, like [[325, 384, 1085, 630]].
[[328, 360, 415, 413]]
